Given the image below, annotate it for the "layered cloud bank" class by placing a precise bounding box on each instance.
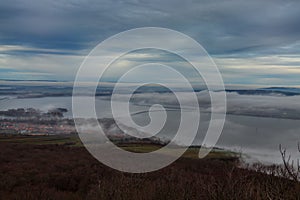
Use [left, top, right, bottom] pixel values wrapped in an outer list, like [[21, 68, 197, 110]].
[[1, 0, 300, 85], [126, 90, 300, 120]]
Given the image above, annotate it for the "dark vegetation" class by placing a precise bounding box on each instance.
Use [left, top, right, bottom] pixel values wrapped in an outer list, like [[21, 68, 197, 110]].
[[0, 108, 68, 119], [0, 135, 299, 200]]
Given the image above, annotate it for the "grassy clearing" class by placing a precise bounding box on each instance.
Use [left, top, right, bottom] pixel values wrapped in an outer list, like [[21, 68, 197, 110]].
[[119, 143, 239, 161], [0, 135, 238, 160]]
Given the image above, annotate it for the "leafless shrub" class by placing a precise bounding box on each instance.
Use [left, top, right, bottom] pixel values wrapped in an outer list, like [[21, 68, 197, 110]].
[[279, 143, 300, 181]]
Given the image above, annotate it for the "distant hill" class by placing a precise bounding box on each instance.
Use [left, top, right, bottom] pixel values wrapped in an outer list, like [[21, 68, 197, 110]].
[[226, 87, 300, 96]]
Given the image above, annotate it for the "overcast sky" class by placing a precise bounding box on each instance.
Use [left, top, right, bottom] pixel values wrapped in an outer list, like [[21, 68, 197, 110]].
[[0, 0, 300, 86]]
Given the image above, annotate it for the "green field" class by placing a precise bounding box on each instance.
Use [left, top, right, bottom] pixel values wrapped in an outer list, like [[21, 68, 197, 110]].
[[0, 134, 239, 160]]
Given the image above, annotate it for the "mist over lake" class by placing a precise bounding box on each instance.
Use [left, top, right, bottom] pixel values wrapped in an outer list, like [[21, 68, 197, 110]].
[[1, 92, 300, 165]]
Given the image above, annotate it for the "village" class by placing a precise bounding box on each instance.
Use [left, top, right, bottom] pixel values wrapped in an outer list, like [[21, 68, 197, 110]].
[[0, 108, 76, 135], [0, 119, 76, 135]]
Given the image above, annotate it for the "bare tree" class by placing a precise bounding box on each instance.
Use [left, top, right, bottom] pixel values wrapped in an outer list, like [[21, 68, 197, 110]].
[[279, 143, 300, 181]]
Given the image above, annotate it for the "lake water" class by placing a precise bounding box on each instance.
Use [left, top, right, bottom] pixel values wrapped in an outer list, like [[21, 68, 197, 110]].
[[1, 96, 300, 165]]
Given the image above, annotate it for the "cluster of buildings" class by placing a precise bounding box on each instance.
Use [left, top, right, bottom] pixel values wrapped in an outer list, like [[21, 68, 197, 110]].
[[0, 120, 76, 135], [0, 107, 77, 135]]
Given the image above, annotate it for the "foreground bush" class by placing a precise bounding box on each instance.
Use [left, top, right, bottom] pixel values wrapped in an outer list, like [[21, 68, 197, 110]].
[[0, 142, 299, 199]]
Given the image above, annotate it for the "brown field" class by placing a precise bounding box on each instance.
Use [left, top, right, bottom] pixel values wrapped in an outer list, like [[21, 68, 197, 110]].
[[0, 135, 299, 200]]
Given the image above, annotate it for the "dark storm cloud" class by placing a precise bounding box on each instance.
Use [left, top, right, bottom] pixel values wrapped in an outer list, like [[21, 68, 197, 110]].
[[1, 0, 300, 55]]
